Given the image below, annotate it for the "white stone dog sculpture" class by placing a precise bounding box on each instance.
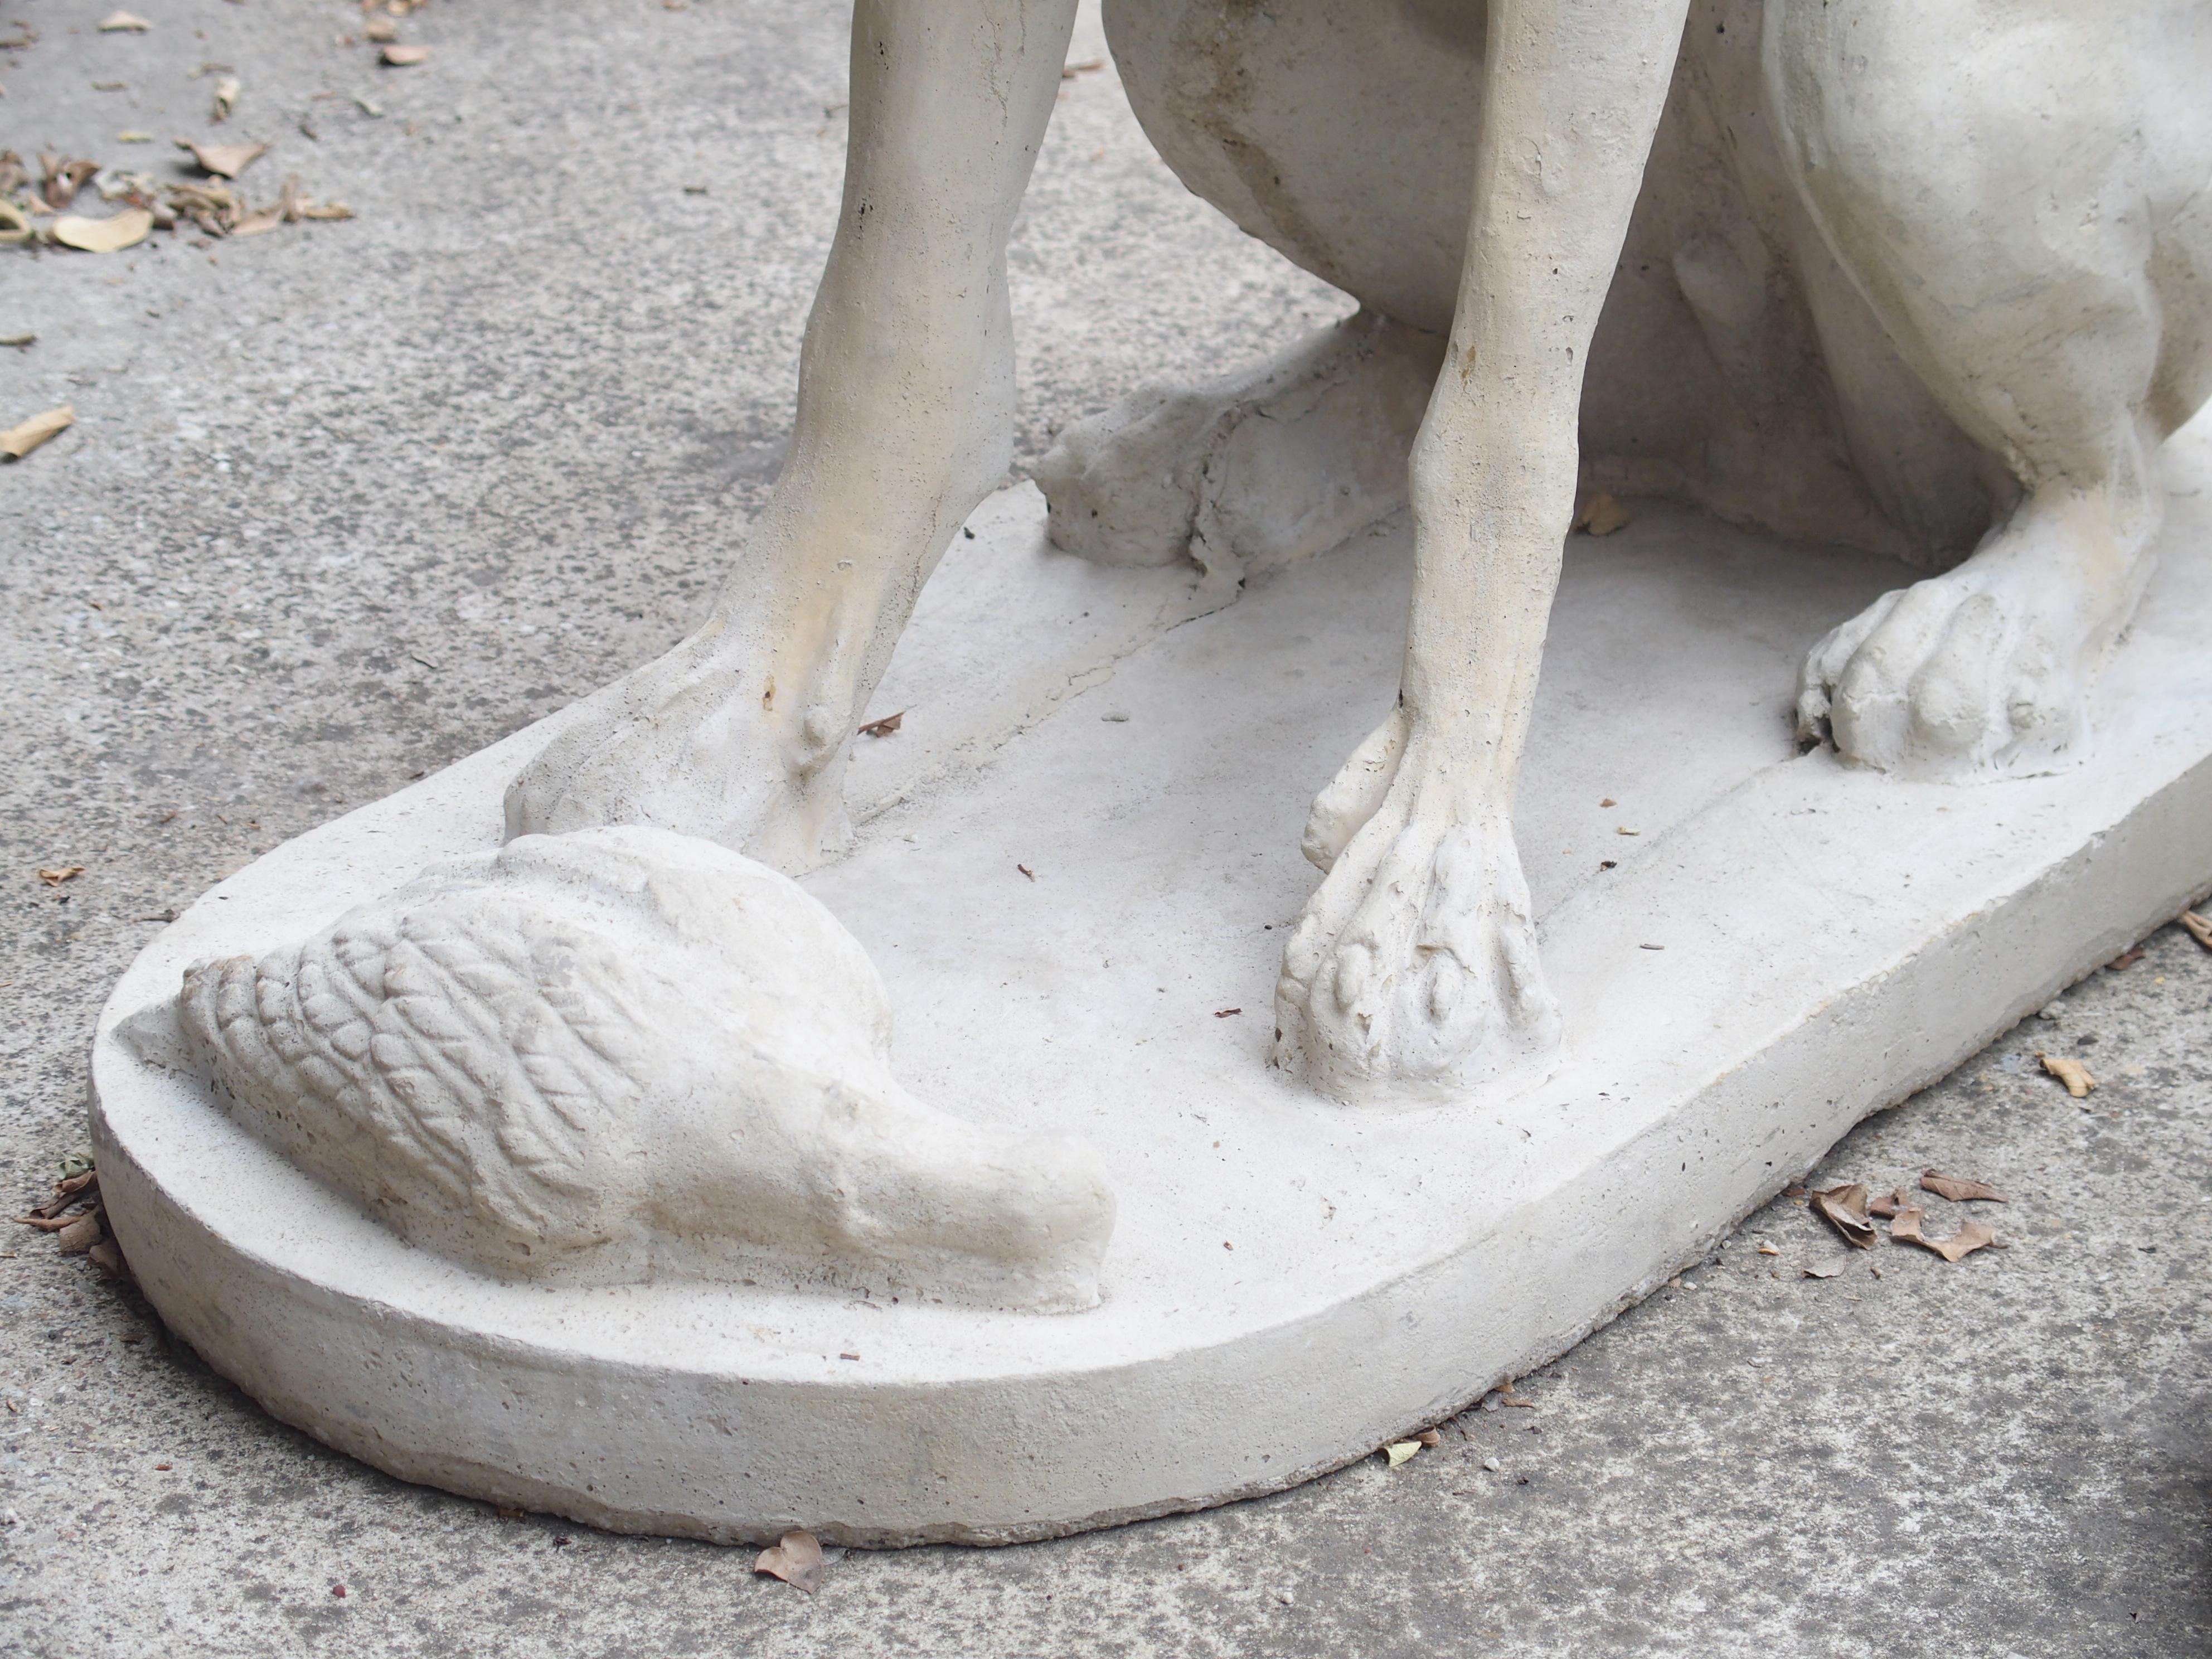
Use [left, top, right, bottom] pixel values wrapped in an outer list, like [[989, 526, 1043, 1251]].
[[504, 0, 2212, 1102]]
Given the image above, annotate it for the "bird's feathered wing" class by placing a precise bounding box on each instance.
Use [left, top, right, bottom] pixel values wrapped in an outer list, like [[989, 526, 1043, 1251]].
[[180, 871, 649, 1251]]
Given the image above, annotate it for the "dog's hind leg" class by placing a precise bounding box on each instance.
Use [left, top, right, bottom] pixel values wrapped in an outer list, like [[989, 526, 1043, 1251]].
[[1274, 0, 1694, 1100], [1034, 310, 1445, 584], [1777, 0, 2212, 777], [505, 0, 1079, 870]]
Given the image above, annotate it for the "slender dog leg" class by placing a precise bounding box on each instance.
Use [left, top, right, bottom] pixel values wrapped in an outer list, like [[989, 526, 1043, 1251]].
[[1276, 0, 1692, 1100], [507, 1, 1079, 871]]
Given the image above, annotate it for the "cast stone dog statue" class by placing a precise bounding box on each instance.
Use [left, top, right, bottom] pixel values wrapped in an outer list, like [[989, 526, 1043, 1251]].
[[498, 0, 2212, 1102]]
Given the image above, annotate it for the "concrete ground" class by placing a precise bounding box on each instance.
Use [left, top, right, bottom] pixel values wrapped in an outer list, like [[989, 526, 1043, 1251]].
[[2, 2, 2206, 1654]]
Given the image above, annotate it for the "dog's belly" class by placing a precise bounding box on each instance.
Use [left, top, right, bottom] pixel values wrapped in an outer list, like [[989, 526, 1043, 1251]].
[[1104, 0, 1988, 559]]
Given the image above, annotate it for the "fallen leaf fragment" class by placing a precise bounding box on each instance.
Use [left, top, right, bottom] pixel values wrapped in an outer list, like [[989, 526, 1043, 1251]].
[[1574, 492, 1632, 536], [1866, 1187, 1913, 1219], [754, 1528, 827, 1594], [37, 865, 85, 884], [56, 1211, 103, 1255], [1800, 1263, 1841, 1279], [11, 1212, 89, 1232], [1213, 1007, 1241, 1018], [2181, 910, 2212, 950], [857, 710, 903, 738], [99, 10, 153, 31], [1809, 1182, 1877, 1249], [52, 208, 152, 252], [35, 1171, 97, 1219], [175, 139, 266, 178], [2, 408, 74, 459], [380, 43, 430, 65], [41, 154, 100, 211], [2108, 946, 2145, 970], [1384, 1440, 1421, 1468], [0, 201, 31, 249], [1890, 1207, 1997, 1263], [1920, 1169, 2006, 1204], [212, 75, 241, 122], [2039, 1053, 2094, 1098], [229, 207, 282, 237], [1416, 1429, 1442, 1447], [362, 14, 397, 40]]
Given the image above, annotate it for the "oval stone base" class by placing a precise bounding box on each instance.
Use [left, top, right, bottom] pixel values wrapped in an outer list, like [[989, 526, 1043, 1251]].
[[93, 444, 2212, 1545]]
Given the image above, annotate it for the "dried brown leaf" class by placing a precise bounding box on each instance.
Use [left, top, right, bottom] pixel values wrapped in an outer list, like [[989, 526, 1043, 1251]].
[[1920, 1169, 2007, 1204], [1866, 1187, 1913, 1219], [99, 10, 153, 30], [1799, 1263, 1842, 1279], [40, 154, 100, 211], [1415, 1429, 1442, 1447], [52, 208, 152, 253], [0, 152, 24, 197], [0, 199, 29, 250], [33, 1171, 97, 1220], [2107, 946, 2146, 970], [2182, 910, 2212, 950], [36, 864, 85, 884], [1384, 1440, 1421, 1467], [362, 14, 398, 40], [1574, 492, 1632, 537], [12, 1212, 89, 1231], [1810, 1182, 1877, 1248], [753, 1528, 827, 1594], [56, 1210, 104, 1255], [2038, 1053, 2094, 1098], [1890, 1207, 1997, 1263], [299, 199, 354, 221], [857, 710, 904, 738], [212, 75, 241, 122], [380, 43, 430, 65], [88, 1239, 128, 1280], [229, 207, 282, 238], [175, 139, 266, 178], [2, 408, 74, 459]]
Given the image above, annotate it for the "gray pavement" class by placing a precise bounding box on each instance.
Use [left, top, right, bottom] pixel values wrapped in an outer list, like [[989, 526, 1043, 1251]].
[[2, 3, 2207, 1655]]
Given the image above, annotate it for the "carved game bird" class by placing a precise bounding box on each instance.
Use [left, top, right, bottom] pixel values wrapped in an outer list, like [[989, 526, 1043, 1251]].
[[174, 825, 1115, 1312]]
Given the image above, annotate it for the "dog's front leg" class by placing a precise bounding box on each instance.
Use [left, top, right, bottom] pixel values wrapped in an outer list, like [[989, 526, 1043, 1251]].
[[1275, 0, 1690, 1101], [507, 0, 1079, 871]]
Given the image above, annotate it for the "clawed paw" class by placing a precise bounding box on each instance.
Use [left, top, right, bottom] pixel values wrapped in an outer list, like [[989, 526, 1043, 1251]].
[[1275, 758, 1560, 1102], [1796, 558, 2107, 778]]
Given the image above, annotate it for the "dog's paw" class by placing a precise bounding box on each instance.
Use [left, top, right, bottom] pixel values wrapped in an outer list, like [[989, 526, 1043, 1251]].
[[1796, 550, 2118, 777], [1275, 761, 1560, 1102]]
